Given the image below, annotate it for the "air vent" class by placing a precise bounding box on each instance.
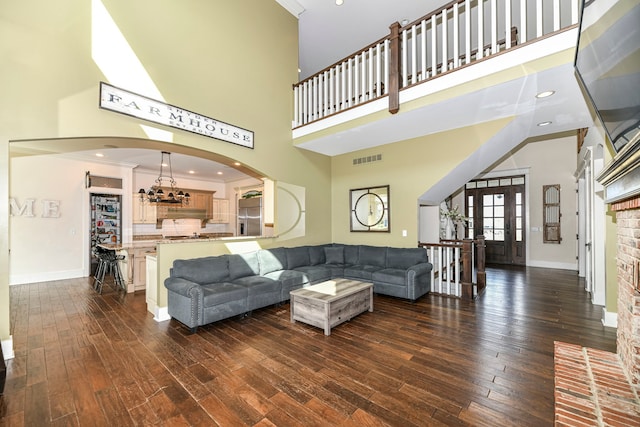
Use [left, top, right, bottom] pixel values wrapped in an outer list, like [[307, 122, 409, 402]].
[[352, 154, 382, 166]]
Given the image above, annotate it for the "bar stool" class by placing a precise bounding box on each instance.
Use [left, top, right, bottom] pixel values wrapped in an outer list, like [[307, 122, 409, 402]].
[[93, 246, 126, 294]]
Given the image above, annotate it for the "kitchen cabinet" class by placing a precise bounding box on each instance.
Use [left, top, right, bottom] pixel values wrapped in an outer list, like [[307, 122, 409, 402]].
[[131, 246, 156, 291], [132, 194, 157, 224], [211, 198, 230, 223], [192, 192, 213, 218]]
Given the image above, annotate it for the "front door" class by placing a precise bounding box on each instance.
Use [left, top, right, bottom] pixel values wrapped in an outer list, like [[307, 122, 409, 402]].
[[466, 176, 525, 265]]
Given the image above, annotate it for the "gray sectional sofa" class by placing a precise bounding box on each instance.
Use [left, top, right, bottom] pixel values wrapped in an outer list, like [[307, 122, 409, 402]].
[[164, 244, 432, 332]]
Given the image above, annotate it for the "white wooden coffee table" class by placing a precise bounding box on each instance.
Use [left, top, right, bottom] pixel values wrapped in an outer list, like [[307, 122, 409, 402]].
[[290, 278, 373, 335]]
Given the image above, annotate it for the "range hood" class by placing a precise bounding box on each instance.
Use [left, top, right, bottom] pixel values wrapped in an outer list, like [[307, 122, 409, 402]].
[[157, 207, 208, 227]]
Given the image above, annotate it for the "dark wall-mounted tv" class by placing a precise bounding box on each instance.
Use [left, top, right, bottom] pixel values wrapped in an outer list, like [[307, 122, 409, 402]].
[[574, 0, 640, 153]]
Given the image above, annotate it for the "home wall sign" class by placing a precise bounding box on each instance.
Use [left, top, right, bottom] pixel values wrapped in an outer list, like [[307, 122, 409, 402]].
[[99, 82, 254, 149], [10, 198, 61, 218]]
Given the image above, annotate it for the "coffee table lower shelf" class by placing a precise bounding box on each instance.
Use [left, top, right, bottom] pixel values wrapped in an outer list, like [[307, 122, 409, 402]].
[[289, 279, 373, 336]]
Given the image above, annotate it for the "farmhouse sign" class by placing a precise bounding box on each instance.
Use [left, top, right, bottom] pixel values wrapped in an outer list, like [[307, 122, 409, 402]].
[[99, 82, 254, 149]]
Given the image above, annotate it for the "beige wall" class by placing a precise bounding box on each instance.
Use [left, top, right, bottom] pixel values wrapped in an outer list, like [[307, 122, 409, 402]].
[[489, 133, 579, 269], [330, 119, 511, 247], [1, 0, 331, 351]]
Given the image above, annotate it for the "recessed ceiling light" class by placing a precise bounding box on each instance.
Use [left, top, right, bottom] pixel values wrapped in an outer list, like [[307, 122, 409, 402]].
[[95, 153, 104, 157], [336, 0, 343, 5], [234, 162, 241, 166], [536, 90, 555, 98], [537, 121, 552, 127], [188, 170, 195, 174], [217, 171, 223, 175]]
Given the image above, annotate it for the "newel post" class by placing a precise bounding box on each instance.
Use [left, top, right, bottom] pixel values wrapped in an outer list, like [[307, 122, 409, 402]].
[[461, 239, 474, 299], [388, 22, 401, 114]]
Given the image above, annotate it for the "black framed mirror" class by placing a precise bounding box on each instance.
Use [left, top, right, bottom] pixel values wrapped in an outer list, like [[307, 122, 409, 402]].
[[350, 185, 390, 232]]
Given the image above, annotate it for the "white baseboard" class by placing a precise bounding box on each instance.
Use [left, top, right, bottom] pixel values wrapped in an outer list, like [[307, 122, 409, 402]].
[[1, 336, 14, 360], [602, 308, 618, 328], [10, 269, 84, 285], [527, 260, 578, 271]]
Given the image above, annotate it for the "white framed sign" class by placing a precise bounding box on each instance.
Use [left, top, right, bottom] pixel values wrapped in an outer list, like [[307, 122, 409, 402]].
[[99, 82, 254, 149]]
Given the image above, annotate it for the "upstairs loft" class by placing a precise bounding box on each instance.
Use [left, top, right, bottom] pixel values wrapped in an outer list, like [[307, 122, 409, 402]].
[[291, 0, 591, 179]]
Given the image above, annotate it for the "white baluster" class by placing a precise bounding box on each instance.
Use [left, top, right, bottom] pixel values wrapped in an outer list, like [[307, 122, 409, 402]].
[[536, 0, 543, 38], [367, 47, 373, 100], [384, 39, 389, 94], [293, 85, 299, 127], [520, 0, 527, 44], [340, 62, 347, 110], [411, 24, 417, 84], [429, 246, 436, 294], [453, 3, 459, 68], [441, 9, 448, 71], [553, 0, 560, 31], [375, 43, 381, 96], [571, 0, 579, 25], [491, 0, 497, 54], [312, 76, 318, 122], [455, 246, 461, 297], [328, 69, 334, 115], [477, 0, 484, 59], [347, 58, 353, 107], [420, 20, 427, 81], [431, 14, 437, 76], [402, 28, 408, 87], [505, 0, 512, 49], [437, 246, 443, 293], [302, 81, 308, 124], [465, 0, 471, 64]]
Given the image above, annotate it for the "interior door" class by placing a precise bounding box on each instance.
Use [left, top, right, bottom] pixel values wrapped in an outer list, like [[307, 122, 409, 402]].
[[466, 178, 525, 265]]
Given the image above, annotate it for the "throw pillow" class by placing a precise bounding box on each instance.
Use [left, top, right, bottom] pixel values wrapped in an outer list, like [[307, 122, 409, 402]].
[[324, 246, 344, 264]]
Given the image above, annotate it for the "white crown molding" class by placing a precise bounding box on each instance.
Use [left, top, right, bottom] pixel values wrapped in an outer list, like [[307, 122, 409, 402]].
[[275, 0, 305, 17]]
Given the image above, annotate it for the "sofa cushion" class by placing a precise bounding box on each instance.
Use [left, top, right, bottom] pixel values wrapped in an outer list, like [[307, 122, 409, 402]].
[[358, 245, 387, 268], [308, 245, 326, 265], [293, 265, 333, 283], [172, 256, 229, 284], [344, 265, 384, 280], [324, 246, 344, 264], [386, 247, 428, 269], [228, 252, 260, 280], [201, 282, 248, 306], [263, 269, 309, 289], [258, 248, 288, 275], [343, 245, 359, 264], [286, 246, 311, 269]]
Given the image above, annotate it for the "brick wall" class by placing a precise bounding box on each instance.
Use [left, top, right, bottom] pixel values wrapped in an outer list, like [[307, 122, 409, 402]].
[[613, 203, 640, 387]]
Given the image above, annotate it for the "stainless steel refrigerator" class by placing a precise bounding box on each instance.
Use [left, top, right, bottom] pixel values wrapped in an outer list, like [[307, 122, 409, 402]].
[[238, 197, 262, 236]]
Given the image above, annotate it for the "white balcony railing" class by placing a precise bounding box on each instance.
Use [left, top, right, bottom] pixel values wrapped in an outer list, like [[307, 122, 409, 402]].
[[293, 0, 580, 128]]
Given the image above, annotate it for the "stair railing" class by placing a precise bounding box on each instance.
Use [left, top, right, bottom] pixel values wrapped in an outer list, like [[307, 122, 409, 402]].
[[293, 0, 580, 128], [419, 235, 485, 299]]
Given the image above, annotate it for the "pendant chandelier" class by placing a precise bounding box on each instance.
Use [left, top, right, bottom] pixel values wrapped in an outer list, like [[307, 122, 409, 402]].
[[138, 151, 190, 204]]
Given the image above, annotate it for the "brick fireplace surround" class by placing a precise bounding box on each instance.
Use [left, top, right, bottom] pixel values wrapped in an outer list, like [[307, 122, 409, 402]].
[[554, 197, 640, 425]]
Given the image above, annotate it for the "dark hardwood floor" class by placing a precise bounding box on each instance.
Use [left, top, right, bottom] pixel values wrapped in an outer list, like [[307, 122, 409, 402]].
[[0, 266, 616, 426]]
